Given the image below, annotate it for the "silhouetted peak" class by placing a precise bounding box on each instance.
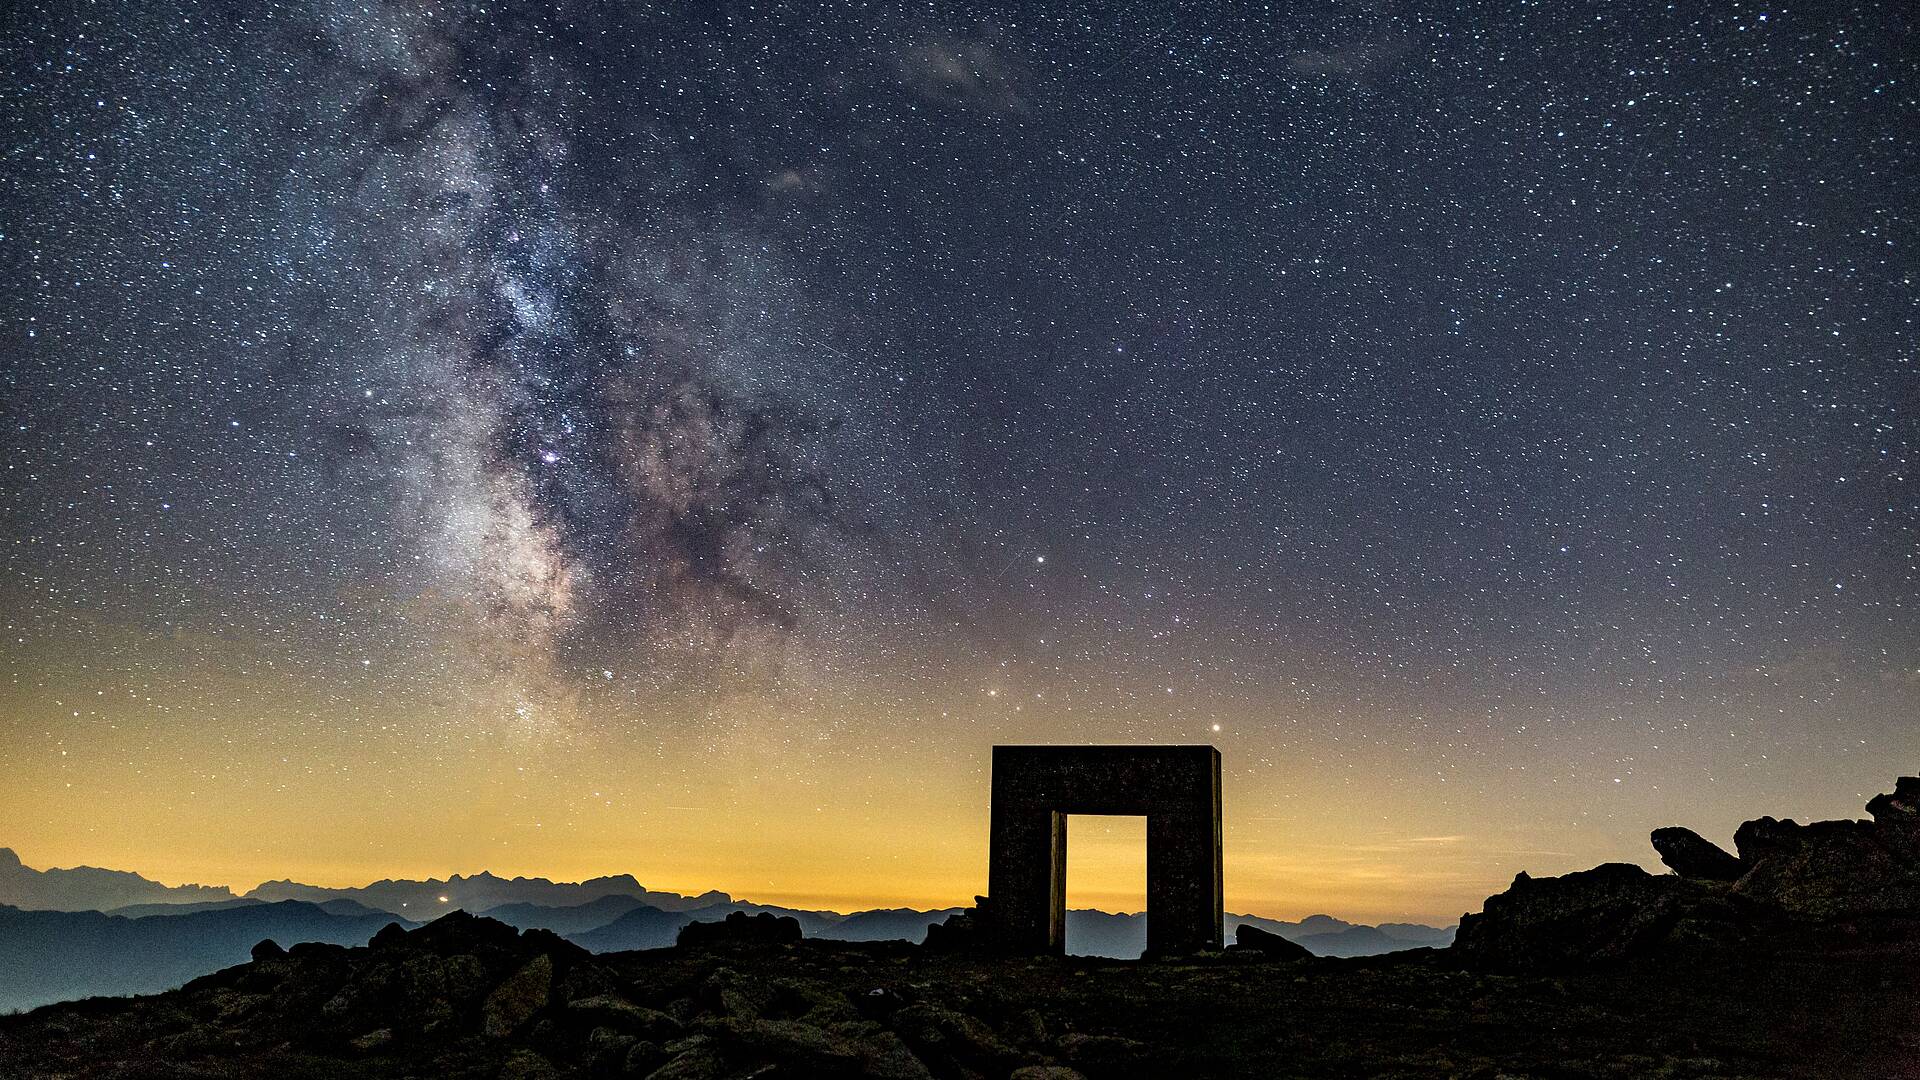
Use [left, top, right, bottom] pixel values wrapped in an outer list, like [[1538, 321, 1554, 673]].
[[586, 873, 642, 887], [451, 871, 507, 883], [387, 909, 590, 965], [406, 909, 520, 949], [1295, 914, 1351, 933], [0, 848, 20, 869]]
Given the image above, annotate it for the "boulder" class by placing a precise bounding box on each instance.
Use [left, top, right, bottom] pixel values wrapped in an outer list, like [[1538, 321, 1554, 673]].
[[677, 910, 801, 948], [497, 1049, 558, 1080], [702, 965, 776, 1018], [564, 994, 681, 1039], [483, 954, 553, 1038], [622, 1039, 667, 1075], [1056, 1032, 1148, 1070], [583, 1026, 635, 1071], [695, 1016, 868, 1074], [250, 938, 287, 962], [648, 1043, 731, 1080], [1233, 923, 1312, 960], [853, 1029, 938, 1080], [1867, 776, 1920, 824], [890, 1002, 1021, 1076], [1650, 827, 1744, 881]]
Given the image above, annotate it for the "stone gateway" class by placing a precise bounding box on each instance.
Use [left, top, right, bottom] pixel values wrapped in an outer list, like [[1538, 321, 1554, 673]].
[[987, 744, 1223, 955]]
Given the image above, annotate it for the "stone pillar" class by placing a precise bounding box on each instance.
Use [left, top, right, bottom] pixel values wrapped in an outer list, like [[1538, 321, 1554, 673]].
[[1146, 800, 1222, 955], [986, 801, 1065, 954]]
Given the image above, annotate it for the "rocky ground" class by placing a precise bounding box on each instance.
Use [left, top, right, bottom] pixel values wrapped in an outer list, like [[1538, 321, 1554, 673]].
[[1, 916, 1912, 1079], [2, 778, 1916, 1080]]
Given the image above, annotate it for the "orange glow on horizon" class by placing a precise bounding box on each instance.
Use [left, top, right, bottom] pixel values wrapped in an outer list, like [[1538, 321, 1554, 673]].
[[4, 608, 1907, 927]]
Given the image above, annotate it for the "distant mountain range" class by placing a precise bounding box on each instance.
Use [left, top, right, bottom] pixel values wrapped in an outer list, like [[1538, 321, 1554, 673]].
[[560, 901, 968, 952], [0, 847, 734, 917], [245, 871, 733, 916], [0, 847, 1453, 1012], [1060, 910, 1457, 960], [102, 896, 385, 920], [0, 900, 411, 1013]]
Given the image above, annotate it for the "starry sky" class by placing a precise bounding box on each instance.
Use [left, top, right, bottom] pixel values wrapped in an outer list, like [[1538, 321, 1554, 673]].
[[1, 1, 1914, 923]]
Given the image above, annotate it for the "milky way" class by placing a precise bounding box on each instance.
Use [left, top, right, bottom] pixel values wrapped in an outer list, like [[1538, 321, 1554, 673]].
[[1, 1, 1915, 917], [297, 2, 909, 680]]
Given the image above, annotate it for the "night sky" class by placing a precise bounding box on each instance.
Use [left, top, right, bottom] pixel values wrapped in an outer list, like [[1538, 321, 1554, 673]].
[[2, 1, 1914, 922]]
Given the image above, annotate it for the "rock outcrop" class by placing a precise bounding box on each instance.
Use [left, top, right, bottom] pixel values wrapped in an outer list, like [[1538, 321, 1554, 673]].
[[1867, 776, 1920, 823], [1453, 864, 1760, 970], [1233, 923, 1313, 960], [1455, 777, 1920, 971], [921, 896, 1004, 953], [284, 909, 592, 1047], [677, 910, 803, 948], [1731, 814, 1920, 921]]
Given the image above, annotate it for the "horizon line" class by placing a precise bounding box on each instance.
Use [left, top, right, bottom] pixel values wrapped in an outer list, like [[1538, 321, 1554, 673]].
[[1, 845, 1471, 926]]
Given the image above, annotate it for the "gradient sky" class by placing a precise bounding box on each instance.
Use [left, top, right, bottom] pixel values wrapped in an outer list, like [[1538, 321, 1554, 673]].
[[1, 1, 1914, 924]]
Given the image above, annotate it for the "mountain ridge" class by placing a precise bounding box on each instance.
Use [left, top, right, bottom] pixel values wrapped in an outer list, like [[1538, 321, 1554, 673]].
[[0, 882, 1456, 1012], [0, 847, 239, 912], [2, 845, 1453, 930], [243, 870, 733, 916]]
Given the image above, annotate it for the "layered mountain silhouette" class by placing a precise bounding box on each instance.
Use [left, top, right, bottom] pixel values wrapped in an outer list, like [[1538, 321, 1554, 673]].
[[105, 898, 267, 918], [0, 900, 410, 1012], [3, 779, 1914, 1075], [0, 846, 1453, 1013], [471, 894, 656, 936], [558, 901, 973, 952], [1063, 910, 1457, 960], [101, 897, 385, 919]]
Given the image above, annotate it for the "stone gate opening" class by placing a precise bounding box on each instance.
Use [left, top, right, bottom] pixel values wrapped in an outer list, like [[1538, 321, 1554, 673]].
[[1064, 814, 1148, 957], [988, 745, 1222, 955]]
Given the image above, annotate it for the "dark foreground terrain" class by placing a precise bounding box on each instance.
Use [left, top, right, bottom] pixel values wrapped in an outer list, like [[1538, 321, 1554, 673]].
[[0, 912, 1913, 1080], [3, 777, 1917, 1079]]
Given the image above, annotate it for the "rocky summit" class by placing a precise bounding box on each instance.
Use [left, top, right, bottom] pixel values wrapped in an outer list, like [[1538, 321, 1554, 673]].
[[1, 780, 1917, 1078], [1456, 775, 1920, 971]]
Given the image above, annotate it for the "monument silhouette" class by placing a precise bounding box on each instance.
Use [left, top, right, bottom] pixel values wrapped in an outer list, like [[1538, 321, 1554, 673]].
[[988, 744, 1223, 955]]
